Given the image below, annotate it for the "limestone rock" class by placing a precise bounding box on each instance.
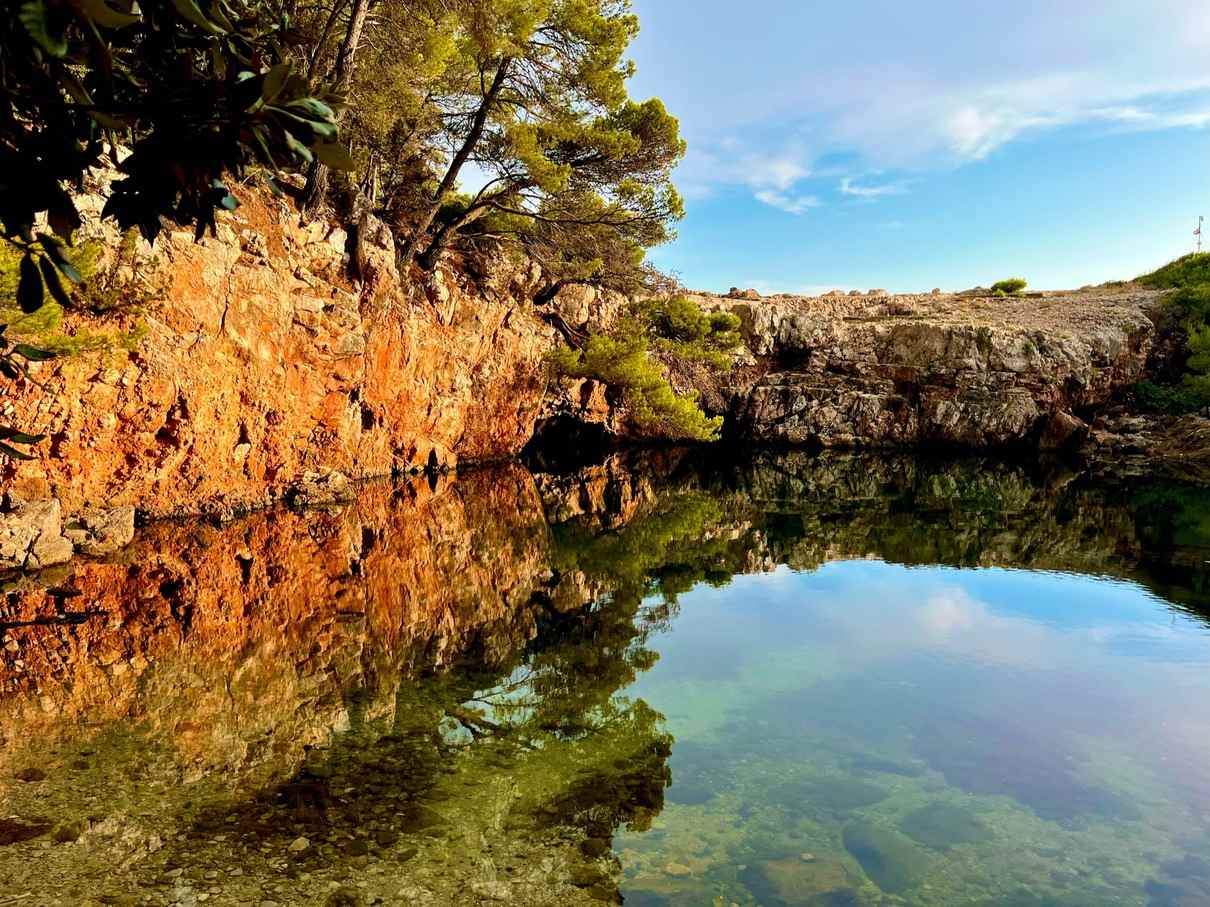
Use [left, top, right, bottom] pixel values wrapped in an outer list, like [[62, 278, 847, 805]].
[[287, 471, 354, 507], [470, 880, 512, 901], [687, 288, 1158, 450], [63, 507, 136, 557], [0, 498, 73, 571], [355, 211, 398, 290]]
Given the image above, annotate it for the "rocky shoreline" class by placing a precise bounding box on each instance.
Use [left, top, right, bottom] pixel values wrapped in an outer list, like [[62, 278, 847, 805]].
[[2, 189, 1207, 571]]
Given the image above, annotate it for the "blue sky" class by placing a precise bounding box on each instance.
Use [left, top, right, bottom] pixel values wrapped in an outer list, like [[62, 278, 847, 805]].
[[626, 0, 1210, 293]]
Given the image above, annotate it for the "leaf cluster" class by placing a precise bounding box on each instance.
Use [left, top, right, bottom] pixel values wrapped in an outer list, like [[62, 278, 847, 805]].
[[547, 295, 741, 441], [1137, 253, 1210, 289], [1135, 283, 1210, 414], [632, 295, 742, 370], [548, 330, 721, 442]]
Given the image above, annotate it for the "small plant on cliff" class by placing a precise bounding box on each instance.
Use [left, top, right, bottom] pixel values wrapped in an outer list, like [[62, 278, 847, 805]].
[[633, 295, 743, 370], [991, 277, 1028, 297], [549, 329, 723, 442], [548, 295, 744, 442]]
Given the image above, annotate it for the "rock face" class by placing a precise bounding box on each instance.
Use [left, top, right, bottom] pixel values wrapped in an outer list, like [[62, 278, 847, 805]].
[[685, 289, 1161, 449], [3, 188, 559, 521], [0, 178, 1192, 541]]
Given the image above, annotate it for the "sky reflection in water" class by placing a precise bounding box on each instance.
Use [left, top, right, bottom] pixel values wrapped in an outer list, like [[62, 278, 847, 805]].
[[620, 562, 1210, 906]]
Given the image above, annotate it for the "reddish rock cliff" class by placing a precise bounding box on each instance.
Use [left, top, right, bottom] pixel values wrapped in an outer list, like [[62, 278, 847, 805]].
[[3, 190, 558, 520]]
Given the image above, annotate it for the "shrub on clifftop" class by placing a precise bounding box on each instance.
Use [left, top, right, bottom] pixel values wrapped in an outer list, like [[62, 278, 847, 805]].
[[991, 277, 1028, 297], [1135, 283, 1210, 414], [1138, 253, 1210, 289], [633, 296, 742, 370]]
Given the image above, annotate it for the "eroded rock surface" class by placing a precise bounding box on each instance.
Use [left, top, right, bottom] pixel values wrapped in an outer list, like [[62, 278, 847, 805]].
[[684, 288, 1161, 449], [4, 188, 559, 520]]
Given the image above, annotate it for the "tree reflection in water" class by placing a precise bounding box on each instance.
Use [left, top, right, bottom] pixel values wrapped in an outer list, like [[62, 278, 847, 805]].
[[1, 450, 1208, 905]]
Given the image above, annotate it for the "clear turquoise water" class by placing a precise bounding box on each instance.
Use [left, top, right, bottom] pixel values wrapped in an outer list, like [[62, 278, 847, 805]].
[[3, 452, 1210, 905], [618, 563, 1210, 906]]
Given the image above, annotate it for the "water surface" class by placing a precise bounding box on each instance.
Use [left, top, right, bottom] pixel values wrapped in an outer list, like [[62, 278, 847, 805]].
[[1, 452, 1208, 906]]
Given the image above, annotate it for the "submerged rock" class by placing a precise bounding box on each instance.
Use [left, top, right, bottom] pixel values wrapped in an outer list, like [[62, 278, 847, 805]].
[[665, 780, 715, 805], [900, 802, 992, 850], [776, 777, 889, 814], [842, 820, 929, 894], [739, 856, 855, 906], [0, 817, 54, 846]]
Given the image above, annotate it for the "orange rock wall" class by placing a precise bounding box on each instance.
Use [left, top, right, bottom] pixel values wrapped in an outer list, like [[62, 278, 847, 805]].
[[2, 193, 557, 517]]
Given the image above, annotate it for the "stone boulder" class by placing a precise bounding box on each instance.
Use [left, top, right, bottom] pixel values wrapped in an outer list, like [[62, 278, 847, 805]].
[[0, 499, 73, 571], [62, 507, 136, 556], [286, 471, 355, 508]]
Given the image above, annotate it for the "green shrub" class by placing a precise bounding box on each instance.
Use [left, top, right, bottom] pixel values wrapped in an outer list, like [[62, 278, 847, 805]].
[[1137, 253, 1210, 289], [548, 295, 745, 441], [2, 235, 148, 358], [991, 277, 1027, 296], [548, 329, 723, 441], [632, 295, 743, 369], [1134, 284, 1210, 414], [1134, 380, 1206, 415]]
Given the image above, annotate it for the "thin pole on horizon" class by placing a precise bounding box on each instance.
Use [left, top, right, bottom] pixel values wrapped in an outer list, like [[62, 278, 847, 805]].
[[1198, 216, 1204, 254]]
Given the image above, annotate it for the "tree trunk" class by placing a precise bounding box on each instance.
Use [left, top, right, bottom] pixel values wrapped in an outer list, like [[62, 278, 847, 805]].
[[300, 0, 371, 221], [306, 0, 349, 81], [535, 279, 581, 307], [416, 203, 488, 270], [398, 58, 511, 273]]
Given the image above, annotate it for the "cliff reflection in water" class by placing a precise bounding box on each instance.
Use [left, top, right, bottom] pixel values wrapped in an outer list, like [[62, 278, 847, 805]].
[[0, 451, 1208, 905]]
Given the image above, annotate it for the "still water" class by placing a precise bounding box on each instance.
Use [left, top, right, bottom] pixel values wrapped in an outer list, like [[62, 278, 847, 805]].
[[1, 451, 1209, 906]]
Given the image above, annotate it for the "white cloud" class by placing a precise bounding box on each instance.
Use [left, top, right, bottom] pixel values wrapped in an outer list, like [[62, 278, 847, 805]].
[[635, 0, 1210, 169], [753, 189, 820, 215], [677, 143, 819, 214], [839, 177, 908, 199]]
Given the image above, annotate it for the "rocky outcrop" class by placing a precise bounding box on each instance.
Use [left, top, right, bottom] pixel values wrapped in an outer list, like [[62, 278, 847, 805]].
[[3, 185, 561, 523], [0, 482, 133, 570], [0, 498, 73, 570], [682, 288, 1162, 449], [1, 174, 1197, 548]]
